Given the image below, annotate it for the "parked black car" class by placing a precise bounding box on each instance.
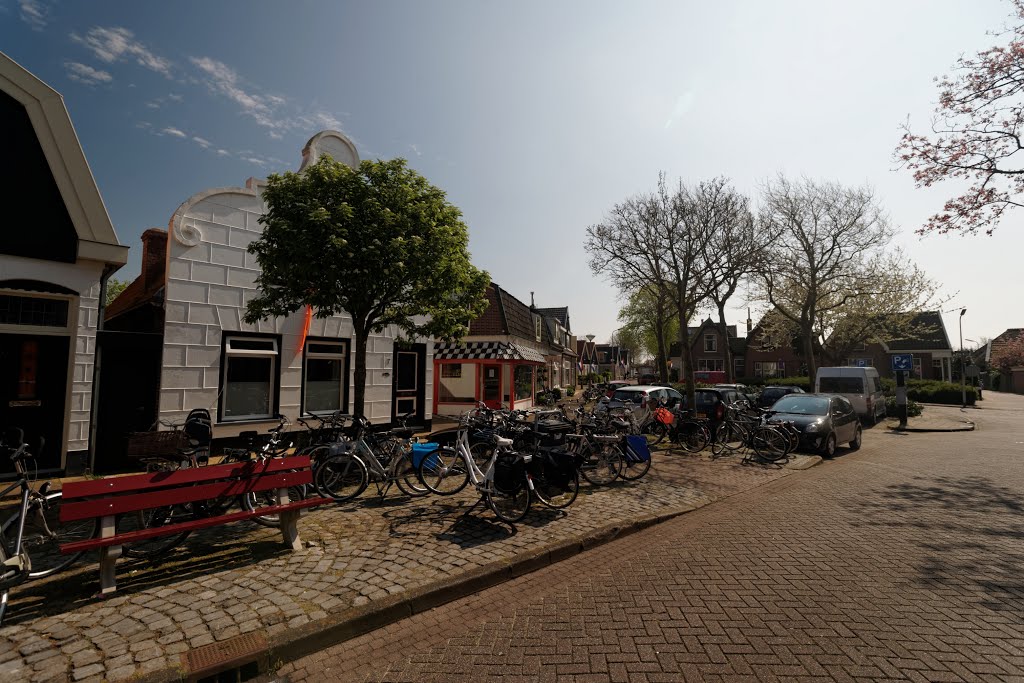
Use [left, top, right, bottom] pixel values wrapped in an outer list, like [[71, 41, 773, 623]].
[[767, 393, 862, 457], [757, 385, 806, 408]]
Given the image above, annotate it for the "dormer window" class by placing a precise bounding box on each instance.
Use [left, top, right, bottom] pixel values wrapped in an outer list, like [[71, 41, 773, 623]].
[[704, 333, 717, 352], [534, 314, 542, 342]]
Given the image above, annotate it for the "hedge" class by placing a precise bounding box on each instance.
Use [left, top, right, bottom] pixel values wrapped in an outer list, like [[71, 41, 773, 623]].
[[881, 378, 976, 406], [885, 395, 923, 417]]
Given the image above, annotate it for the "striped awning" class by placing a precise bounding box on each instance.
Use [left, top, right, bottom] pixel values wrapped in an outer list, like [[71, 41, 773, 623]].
[[434, 341, 546, 363]]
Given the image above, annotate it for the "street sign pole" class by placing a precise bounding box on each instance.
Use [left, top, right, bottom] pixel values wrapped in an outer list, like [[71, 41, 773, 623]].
[[896, 370, 907, 429]]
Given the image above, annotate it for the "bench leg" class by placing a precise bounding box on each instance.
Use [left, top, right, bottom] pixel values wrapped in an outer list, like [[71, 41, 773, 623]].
[[97, 515, 120, 596], [276, 487, 302, 550]]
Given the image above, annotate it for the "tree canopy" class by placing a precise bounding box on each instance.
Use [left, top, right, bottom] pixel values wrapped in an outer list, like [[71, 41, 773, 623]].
[[244, 156, 489, 416]]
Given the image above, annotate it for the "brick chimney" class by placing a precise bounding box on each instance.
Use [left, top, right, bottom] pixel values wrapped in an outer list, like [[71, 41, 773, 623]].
[[140, 228, 168, 292]]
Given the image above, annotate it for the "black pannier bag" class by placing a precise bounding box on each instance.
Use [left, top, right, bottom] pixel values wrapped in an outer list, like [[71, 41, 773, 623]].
[[529, 449, 580, 493], [493, 452, 526, 494], [533, 419, 575, 449]]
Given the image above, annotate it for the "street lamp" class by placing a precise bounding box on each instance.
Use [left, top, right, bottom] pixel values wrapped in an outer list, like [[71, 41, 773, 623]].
[[959, 308, 967, 408]]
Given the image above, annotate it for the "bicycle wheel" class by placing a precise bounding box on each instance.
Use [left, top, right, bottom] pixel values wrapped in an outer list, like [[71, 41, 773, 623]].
[[751, 426, 789, 462], [119, 505, 192, 559], [620, 447, 652, 481], [243, 485, 308, 528], [579, 443, 623, 486], [642, 421, 667, 447], [531, 469, 579, 509], [314, 454, 369, 502], [676, 423, 710, 453], [417, 446, 470, 496], [1, 491, 97, 578], [393, 452, 430, 497], [486, 475, 531, 523], [711, 422, 745, 457]]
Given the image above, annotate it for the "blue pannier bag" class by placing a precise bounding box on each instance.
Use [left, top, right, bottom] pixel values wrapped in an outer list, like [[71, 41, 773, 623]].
[[411, 442, 440, 469], [624, 435, 651, 464]]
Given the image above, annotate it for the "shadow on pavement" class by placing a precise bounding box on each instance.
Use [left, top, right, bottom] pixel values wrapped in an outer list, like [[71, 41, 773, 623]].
[[853, 474, 1024, 618]]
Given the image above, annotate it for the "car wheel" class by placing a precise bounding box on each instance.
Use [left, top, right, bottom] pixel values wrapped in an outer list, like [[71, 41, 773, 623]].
[[849, 425, 862, 451], [821, 433, 837, 458]]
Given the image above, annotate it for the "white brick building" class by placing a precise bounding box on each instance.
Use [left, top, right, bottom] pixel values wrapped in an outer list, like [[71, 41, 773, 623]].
[[158, 131, 433, 437]]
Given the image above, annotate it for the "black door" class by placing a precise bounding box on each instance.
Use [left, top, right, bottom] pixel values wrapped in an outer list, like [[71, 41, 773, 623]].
[[0, 333, 70, 476], [391, 343, 426, 428]]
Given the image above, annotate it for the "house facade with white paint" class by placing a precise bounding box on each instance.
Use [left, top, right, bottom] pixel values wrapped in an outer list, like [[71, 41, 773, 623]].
[[0, 51, 128, 477], [157, 130, 433, 438]]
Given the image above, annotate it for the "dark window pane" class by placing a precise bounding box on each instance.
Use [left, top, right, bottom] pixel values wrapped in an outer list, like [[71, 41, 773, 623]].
[[308, 343, 343, 355], [396, 352, 417, 391], [306, 357, 342, 412], [229, 339, 276, 351], [819, 377, 864, 393], [0, 295, 69, 327], [224, 356, 273, 417]]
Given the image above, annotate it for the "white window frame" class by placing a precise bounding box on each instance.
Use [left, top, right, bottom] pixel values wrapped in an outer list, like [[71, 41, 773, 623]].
[[704, 333, 717, 352], [304, 340, 348, 415], [221, 335, 279, 421]]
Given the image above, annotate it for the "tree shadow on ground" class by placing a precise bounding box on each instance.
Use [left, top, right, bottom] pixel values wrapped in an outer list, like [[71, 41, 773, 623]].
[[379, 497, 516, 548], [851, 474, 1024, 618]]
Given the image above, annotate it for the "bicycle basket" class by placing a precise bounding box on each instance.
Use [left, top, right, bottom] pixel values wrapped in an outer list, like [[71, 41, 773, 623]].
[[624, 435, 652, 464], [493, 452, 526, 495], [654, 407, 674, 425], [125, 431, 188, 458], [534, 419, 575, 448]]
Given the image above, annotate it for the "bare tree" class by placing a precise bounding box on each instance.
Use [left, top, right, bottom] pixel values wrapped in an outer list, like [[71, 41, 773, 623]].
[[694, 179, 763, 382], [755, 176, 897, 380]]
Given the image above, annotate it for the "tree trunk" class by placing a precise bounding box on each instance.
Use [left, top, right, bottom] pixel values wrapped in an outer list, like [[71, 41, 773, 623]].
[[717, 304, 733, 383], [654, 314, 669, 384], [677, 299, 695, 408], [353, 324, 369, 418], [803, 326, 817, 382]]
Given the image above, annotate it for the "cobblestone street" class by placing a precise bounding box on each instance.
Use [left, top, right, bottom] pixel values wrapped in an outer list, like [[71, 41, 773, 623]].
[[0, 431, 807, 682], [279, 393, 1024, 682]]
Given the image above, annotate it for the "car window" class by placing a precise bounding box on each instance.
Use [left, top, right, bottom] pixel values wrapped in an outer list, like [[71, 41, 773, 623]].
[[872, 377, 882, 393], [837, 396, 854, 412], [819, 377, 864, 394], [773, 395, 830, 415], [667, 389, 682, 402], [612, 390, 642, 402]]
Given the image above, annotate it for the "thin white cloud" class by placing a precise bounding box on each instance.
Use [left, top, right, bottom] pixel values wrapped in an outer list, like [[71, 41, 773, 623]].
[[146, 93, 185, 109], [216, 149, 231, 157], [189, 55, 345, 139], [19, 0, 47, 30], [71, 26, 173, 78], [64, 61, 113, 86], [161, 127, 187, 138], [192, 136, 211, 148], [408, 143, 422, 157], [664, 92, 695, 129]]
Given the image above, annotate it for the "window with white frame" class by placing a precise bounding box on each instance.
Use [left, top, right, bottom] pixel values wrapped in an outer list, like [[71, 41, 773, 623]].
[[734, 358, 745, 377], [913, 356, 923, 378], [697, 358, 725, 372], [304, 340, 348, 414], [222, 336, 279, 420], [704, 333, 717, 352], [534, 315, 542, 342], [754, 361, 782, 378]]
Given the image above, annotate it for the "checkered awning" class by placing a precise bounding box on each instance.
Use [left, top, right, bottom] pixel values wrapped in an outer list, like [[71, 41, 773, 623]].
[[434, 341, 546, 363]]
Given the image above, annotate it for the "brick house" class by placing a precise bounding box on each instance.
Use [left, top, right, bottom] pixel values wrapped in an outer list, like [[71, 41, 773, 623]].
[[669, 318, 751, 381], [843, 311, 954, 381], [534, 306, 578, 390], [595, 344, 630, 380], [986, 328, 1024, 393]]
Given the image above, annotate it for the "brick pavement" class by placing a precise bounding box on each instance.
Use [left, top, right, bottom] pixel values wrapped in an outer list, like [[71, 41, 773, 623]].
[[0, 436, 811, 682], [277, 391, 1024, 682]]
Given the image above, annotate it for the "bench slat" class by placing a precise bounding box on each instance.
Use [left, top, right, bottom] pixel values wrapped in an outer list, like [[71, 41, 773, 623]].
[[60, 470, 312, 522], [60, 455, 312, 501], [59, 496, 329, 554]]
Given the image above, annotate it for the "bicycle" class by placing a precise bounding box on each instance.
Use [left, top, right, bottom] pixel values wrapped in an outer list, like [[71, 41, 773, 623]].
[[664, 406, 711, 454], [416, 408, 533, 523], [312, 414, 427, 503], [0, 430, 96, 624], [711, 403, 789, 464]]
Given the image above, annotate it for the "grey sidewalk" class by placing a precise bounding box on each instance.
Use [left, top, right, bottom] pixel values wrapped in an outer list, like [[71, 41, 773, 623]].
[[0, 445, 822, 683]]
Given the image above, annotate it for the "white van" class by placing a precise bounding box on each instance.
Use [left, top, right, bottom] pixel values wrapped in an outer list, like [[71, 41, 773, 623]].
[[814, 367, 886, 423]]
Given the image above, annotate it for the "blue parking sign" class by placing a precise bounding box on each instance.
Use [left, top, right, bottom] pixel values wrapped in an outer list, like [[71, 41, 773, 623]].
[[891, 354, 913, 371]]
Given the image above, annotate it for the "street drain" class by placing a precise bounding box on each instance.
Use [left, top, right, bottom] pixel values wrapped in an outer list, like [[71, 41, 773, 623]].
[[185, 632, 268, 682]]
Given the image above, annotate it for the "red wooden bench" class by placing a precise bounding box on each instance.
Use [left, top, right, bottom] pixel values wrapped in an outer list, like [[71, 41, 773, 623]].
[[59, 455, 326, 595]]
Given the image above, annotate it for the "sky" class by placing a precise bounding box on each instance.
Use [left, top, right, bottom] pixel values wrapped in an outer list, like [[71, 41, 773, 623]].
[[2, 0, 1021, 351]]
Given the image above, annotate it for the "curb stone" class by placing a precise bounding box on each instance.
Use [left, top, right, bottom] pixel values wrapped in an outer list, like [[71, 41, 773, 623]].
[[160, 506, 694, 682]]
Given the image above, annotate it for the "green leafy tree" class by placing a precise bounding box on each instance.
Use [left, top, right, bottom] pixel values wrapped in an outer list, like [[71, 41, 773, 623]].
[[616, 285, 677, 382], [244, 156, 490, 416], [104, 278, 129, 307]]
